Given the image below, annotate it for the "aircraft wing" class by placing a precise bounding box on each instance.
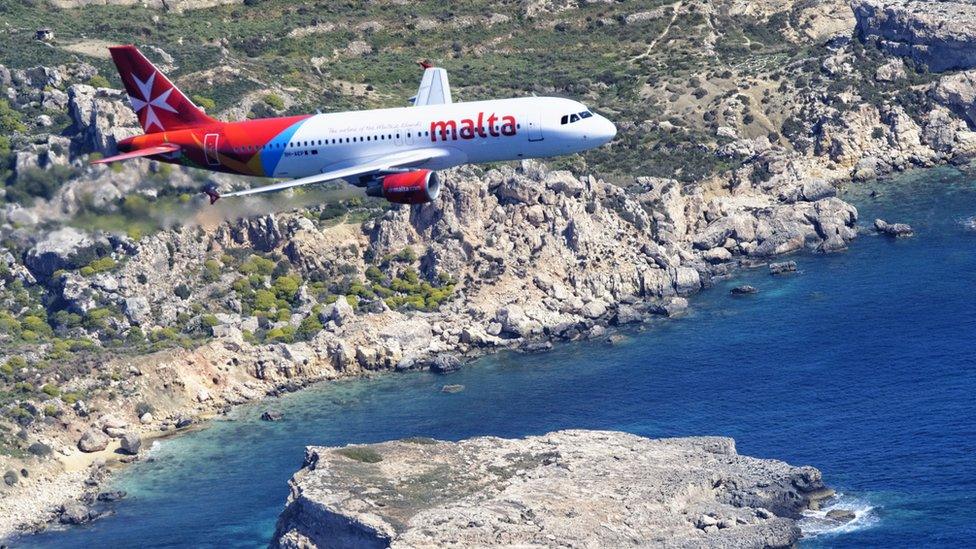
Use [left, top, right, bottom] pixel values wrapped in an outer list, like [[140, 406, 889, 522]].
[[218, 149, 449, 200], [90, 143, 181, 164], [410, 66, 452, 106]]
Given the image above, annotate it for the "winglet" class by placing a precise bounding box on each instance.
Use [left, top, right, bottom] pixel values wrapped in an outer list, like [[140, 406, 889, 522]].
[[419, 60, 433, 69], [202, 185, 221, 205]]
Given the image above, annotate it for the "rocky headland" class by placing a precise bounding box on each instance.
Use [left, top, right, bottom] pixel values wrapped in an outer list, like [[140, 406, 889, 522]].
[[3, 0, 976, 541], [271, 430, 838, 548]]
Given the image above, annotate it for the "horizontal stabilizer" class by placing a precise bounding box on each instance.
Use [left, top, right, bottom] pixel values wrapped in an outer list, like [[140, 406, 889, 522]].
[[90, 143, 181, 164]]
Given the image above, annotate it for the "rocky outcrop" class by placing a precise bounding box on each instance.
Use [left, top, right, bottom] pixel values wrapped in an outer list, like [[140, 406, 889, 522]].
[[23, 227, 109, 279], [852, 1, 976, 72], [874, 218, 915, 237], [271, 430, 835, 548]]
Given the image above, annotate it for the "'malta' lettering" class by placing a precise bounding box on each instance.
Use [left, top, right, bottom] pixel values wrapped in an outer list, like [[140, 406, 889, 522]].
[[431, 113, 517, 142]]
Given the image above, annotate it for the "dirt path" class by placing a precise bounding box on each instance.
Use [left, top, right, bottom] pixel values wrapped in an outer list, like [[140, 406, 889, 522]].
[[630, 1, 683, 62]]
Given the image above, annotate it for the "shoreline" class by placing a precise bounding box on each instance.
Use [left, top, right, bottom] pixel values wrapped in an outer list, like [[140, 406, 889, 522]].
[[0, 158, 938, 540], [1, 160, 965, 542]]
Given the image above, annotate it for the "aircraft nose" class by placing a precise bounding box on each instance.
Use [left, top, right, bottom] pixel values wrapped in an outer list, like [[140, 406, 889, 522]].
[[596, 115, 616, 144]]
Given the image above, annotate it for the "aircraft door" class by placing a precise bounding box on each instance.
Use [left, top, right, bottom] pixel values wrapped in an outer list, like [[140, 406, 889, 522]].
[[204, 133, 220, 166], [526, 111, 544, 142]]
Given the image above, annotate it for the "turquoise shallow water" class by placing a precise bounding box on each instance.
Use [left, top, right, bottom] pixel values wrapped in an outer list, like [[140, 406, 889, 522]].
[[19, 167, 976, 548]]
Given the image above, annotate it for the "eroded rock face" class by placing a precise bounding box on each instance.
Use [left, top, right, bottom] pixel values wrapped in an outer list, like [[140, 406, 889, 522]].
[[853, 0, 976, 72], [271, 430, 830, 548], [23, 227, 108, 279]]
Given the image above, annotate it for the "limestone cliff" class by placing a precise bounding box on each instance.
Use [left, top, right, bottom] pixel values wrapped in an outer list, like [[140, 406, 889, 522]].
[[271, 430, 834, 548], [852, 0, 976, 72]]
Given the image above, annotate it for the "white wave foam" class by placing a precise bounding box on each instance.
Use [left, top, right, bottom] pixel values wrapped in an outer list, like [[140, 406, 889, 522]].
[[961, 215, 976, 232], [799, 493, 880, 538]]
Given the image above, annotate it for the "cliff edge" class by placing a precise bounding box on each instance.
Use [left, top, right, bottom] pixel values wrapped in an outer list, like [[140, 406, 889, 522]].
[[271, 430, 834, 548]]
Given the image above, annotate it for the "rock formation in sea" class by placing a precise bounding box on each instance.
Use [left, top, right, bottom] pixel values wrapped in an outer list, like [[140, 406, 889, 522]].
[[270, 430, 836, 548]]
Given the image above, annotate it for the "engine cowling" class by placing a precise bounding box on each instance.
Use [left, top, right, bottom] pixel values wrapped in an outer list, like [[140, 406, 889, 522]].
[[366, 170, 441, 204]]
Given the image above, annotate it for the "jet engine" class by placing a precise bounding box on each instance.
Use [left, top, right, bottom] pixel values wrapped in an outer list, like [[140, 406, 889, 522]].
[[366, 170, 441, 204]]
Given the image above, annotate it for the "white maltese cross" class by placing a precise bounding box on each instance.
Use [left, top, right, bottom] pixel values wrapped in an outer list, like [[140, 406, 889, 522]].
[[128, 72, 177, 132]]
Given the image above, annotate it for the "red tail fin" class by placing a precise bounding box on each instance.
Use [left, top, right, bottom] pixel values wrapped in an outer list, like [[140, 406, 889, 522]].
[[109, 45, 216, 134]]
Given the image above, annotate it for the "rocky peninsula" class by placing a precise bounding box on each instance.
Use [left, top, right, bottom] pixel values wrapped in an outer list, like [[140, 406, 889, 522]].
[[2, 0, 976, 540], [271, 430, 837, 548]]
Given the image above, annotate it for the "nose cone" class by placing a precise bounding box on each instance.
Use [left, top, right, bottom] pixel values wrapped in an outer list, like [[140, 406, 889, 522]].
[[596, 115, 616, 145]]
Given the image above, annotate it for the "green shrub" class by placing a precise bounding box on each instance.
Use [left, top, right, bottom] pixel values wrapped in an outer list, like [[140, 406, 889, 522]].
[[394, 247, 417, 262], [273, 275, 302, 302], [192, 95, 217, 111], [0, 312, 21, 337], [81, 256, 116, 275], [263, 93, 285, 110], [88, 75, 110, 88], [365, 265, 384, 283], [202, 259, 222, 282], [149, 327, 179, 342], [200, 314, 219, 328], [0, 99, 25, 133], [21, 315, 52, 337], [254, 289, 277, 311], [265, 325, 295, 343], [41, 384, 60, 397], [335, 446, 383, 463], [84, 308, 112, 330], [240, 255, 275, 276], [297, 314, 323, 340]]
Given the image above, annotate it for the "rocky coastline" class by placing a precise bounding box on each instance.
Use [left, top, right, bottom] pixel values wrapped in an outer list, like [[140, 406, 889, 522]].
[[271, 430, 839, 548], [3, 0, 976, 542]]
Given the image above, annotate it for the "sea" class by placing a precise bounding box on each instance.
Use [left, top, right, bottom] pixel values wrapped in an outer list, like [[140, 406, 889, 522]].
[[19, 166, 976, 548]]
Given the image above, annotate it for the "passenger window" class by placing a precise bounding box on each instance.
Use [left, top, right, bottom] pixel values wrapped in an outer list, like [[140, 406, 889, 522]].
[[570, 114, 580, 123], [560, 115, 568, 125]]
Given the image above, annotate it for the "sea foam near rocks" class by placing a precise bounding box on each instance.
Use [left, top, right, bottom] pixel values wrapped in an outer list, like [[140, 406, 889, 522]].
[[799, 493, 879, 538]]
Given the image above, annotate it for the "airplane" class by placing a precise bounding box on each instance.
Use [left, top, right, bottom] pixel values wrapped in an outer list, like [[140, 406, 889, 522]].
[[93, 46, 617, 205]]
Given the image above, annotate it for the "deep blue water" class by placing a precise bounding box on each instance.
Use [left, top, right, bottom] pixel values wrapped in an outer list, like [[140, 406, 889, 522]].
[[19, 167, 976, 548]]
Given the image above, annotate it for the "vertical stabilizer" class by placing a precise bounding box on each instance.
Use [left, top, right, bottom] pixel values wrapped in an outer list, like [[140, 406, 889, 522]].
[[108, 45, 217, 133]]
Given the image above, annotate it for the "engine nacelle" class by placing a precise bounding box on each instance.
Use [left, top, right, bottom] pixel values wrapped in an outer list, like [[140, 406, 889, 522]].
[[366, 170, 441, 204]]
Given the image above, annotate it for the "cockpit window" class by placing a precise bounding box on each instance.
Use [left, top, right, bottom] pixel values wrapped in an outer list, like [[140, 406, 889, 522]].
[[562, 111, 595, 124]]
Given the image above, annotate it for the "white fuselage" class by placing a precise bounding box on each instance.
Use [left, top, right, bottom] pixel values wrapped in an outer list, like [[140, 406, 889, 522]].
[[263, 96, 616, 179]]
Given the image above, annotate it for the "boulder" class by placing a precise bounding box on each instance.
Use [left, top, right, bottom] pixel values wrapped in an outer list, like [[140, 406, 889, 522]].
[[731, 285, 759, 295], [123, 297, 152, 326], [826, 509, 856, 522], [97, 490, 127, 502], [429, 355, 462, 374], [769, 261, 797, 275], [78, 429, 109, 453], [261, 410, 285, 422], [119, 433, 141, 455], [59, 502, 96, 525], [801, 180, 837, 202], [24, 227, 105, 279], [330, 298, 354, 327], [704, 247, 732, 263], [874, 219, 914, 237]]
